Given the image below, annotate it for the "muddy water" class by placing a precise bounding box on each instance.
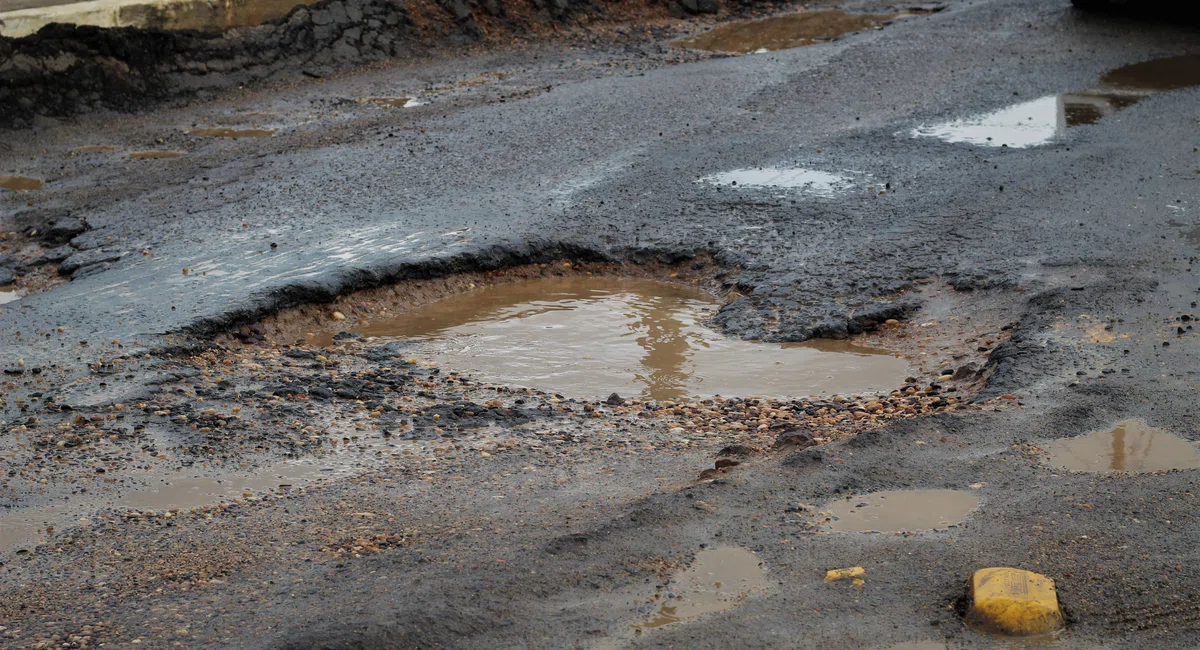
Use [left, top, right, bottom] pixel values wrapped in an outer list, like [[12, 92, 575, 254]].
[[912, 55, 1200, 148], [129, 151, 186, 159], [673, 10, 895, 53], [700, 167, 856, 195], [73, 145, 122, 153], [0, 175, 44, 191], [1043, 419, 1200, 473], [188, 127, 276, 138], [825, 489, 979, 532], [315, 277, 910, 400], [360, 97, 418, 108], [642, 545, 768, 628]]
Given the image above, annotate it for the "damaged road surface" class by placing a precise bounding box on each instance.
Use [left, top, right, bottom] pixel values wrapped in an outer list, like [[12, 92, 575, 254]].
[[3, 0, 1200, 648]]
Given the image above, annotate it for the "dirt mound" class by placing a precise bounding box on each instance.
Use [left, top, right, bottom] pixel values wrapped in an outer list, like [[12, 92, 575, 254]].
[[0, 0, 784, 128]]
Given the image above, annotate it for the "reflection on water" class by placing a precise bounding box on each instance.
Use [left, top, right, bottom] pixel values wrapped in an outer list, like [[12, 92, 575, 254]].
[[1043, 419, 1200, 473], [0, 289, 20, 305], [912, 54, 1200, 148], [315, 277, 910, 400], [188, 127, 276, 138], [699, 167, 856, 195], [824, 489, 979, 532]]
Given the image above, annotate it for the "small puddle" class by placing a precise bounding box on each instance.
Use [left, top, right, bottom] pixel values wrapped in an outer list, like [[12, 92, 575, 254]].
[[673, 10, 896, 53], [0, 176, 45, 191], [824, 489, 979, 532], [912, 55, 1200, 148], [1042, 419, 1200, 473], [642, 545, 768, 628], [360, 97, 420, 108], [313, 277, 910, 400], [129, 151, 186, 160], [188, 128, 276, 138], [700, 167, 856, 195]]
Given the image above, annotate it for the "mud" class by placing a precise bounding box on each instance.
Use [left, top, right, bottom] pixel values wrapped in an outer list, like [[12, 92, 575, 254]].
[[307, 275, 910, 400], [1042, 419, 1200, 473], [822, 489, 979, 532], [672, 9, 895, 54], [0, 175, 44, 190]]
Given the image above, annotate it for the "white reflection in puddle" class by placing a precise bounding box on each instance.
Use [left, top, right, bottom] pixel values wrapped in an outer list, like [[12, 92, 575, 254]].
[[699, 167, 855, 196], [0, 289, 20, 305], [910, 95, 1061, 148]]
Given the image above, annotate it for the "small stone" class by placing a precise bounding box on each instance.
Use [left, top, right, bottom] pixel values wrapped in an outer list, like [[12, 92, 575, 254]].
[[332, 311, 346, 321]]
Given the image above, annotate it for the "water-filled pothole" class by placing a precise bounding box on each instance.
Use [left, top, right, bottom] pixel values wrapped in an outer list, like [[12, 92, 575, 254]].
[[188, 127, 276, 138], [824, 489, 979, 532], [360, 97, 420, 108], [699, 168, 857, 195], [911, 55, 1200, 148], [1042, 419, 1200, 473], [0, 176, 44, 191], [673, 10, 896, 53], [129, 151, 186, 160], [642, 545, 768, 629], [73, 145, 122, 153], [314, 277, 910, 400], [0, 288, 20, 305]]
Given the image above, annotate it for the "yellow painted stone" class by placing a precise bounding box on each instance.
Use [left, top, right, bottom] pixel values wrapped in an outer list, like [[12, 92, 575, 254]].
[[824, 566, 866, 582], [966, 568, 1064, 637]]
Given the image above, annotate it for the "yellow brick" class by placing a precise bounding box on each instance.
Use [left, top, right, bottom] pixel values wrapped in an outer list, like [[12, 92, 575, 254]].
[[966, 568, 1064, 637]]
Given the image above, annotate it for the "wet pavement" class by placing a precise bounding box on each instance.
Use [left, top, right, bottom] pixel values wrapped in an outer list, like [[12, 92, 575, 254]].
[[3, 0, 1200, 648]]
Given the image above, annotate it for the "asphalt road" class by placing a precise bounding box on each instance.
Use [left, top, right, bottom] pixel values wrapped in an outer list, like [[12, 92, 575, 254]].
[[2, 0, 1200, 647]]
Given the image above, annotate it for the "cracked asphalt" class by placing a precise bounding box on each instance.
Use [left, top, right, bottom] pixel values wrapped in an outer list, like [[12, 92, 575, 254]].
[[3, 0, 1200, 647]]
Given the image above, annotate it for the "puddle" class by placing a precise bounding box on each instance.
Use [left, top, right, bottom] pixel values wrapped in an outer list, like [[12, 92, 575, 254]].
[[642, 545, 768, 628], [360, 97, 420, 108], [0, 175, 45, 191], [0, 454, 356, 551], [824, 489, 979, 532], [699, 167, 856, 195], [1042, 419, 1200, 473], [0, 288, 21, 305], [911, 55, 1200, 148], [187, 128, 276, 138], [73, 145, 122, 153], [129, 151, 186, 159], [883, 643, 946, 650], [672, 10, 896, 53], [313, 277, 910, 400]]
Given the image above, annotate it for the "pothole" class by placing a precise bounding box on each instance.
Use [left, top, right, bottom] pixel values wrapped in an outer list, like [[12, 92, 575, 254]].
[[699, 167, 858, 195], [911, 55, 1200, 148], [73, 145, 122, 154], [1042, 419, 1200, 473], [129, 151, 186, 159], [359, 97, 420, 108], [822, 489, 979, 532], [187, 127, 277, 138], [307, 276, 910, 401], [637, 545, 768, 629], [672, 10, 897, 54], [0, 176, 45, 191]]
